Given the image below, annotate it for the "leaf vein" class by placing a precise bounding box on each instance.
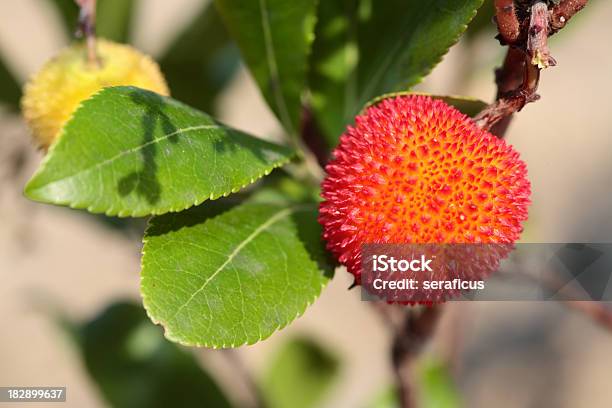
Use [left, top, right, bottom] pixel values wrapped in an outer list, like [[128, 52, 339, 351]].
[[168, 206, 297, 322], [34, 124, 219, 189], [258, 0, 294, 133]]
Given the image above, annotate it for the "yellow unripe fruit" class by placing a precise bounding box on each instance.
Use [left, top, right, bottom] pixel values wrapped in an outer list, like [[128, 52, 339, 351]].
[[22, 39, 170, 149]]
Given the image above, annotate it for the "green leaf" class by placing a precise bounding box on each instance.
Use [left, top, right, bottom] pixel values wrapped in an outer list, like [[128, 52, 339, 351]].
[[25, 86, 294, 217], [141, 202, 330, 347], [417, 358, 461, 408], [262, 337, 340, 408], [48, 0, 136, 42], [309, 0, 484, 147], [214, 0, 318, 134], [365, 92, 487, 118], [75, 302, 233, 408], [249, 175, 337, 277], [160, 2, 239, 113], [464, 0, 495, 40], [0, 53, 21, 110]]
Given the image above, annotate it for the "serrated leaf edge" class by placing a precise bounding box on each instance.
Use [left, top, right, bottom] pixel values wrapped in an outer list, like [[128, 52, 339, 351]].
[[140, 203, 329, 348], [352, 0, 484, 117], [24, 86, 295, 218], [361, 91, 487, 117]]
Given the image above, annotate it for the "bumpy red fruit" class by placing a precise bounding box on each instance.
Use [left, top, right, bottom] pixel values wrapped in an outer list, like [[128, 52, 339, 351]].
[[319, 95, 531, 283]]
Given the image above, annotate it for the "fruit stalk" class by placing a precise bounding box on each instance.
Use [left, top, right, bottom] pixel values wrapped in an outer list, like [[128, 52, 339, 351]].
[[75, 0, 99, 66]]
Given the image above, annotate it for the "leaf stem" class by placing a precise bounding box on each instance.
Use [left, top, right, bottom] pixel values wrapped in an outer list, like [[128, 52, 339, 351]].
[[285, 108, 326, 185], [292, 136, 325, 183]]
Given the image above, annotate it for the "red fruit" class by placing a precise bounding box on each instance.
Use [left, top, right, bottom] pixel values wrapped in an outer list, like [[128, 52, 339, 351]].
[[319, 95, 531, 285]]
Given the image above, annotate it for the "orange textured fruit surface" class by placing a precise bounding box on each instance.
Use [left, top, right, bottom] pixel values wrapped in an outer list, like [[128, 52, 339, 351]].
[[319, 95, 531, 281]]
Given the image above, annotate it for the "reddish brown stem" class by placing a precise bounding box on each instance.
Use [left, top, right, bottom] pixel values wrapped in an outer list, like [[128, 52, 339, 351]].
[[551, 0, 589, 34], [390, 306, 443, 408], [477, 0, 589, 135], [474, 46, 540, 135], [505, 267, 612, 334], [494, 0, 521, 44], [564, 301, 612, 332], [300, 106, 330, 166], [528, 1, 556, 68]]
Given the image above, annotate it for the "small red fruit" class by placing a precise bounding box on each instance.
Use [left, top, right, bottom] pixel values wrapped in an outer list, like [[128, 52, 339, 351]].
[[319, 95, 531, 286]]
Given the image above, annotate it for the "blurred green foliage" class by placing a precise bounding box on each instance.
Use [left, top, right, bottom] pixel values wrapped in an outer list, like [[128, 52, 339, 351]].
[[262, 337, 340, 408], [417, 358, 461, 408], [363, 387, 399, 408], [72, 302, 233, 408]]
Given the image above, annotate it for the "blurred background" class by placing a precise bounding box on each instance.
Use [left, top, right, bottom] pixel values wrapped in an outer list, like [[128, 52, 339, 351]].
[[1, 0, 611, 407]]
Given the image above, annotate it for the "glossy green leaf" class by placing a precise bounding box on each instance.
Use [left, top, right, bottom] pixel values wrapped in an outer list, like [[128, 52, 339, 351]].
[[75, 302, 233, 408], [25, 86, 294, 217], [310, 0, 484, 147], [308, 0, 360, 149], [214, 0, 318, 134], [48, 0, 136, 42], [262, 337, 340, 408], [249, 175, 337, 277], [141, 202, 330, 347], [160, 2, 239, 113], [0, 54, 21, 110], [465, 0, 495, 40], [365, 92, 487, 118]]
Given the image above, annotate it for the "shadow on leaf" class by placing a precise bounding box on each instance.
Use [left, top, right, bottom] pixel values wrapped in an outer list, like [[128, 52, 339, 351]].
[[117, 91, 179, 205]]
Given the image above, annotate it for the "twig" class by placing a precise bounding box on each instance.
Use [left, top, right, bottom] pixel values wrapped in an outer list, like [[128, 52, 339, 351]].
[[494, 0, 521, 44], [221, 349, 265, 408], [550, 0, 589, 34], [498, 267, 612, 334], [372, 304, 442, 408], [474, 46, 540, 135], [527, 2, 556, 69], [563, 301, 612, 332], [75, 0, 99, 67], [392, 306, 443, 408], [475, 0, 589, 136]]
